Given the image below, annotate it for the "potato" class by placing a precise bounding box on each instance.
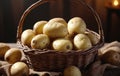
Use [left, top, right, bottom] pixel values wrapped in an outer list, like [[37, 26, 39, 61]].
[[21, 29, 35, 47], [64, 66, 82, 76], [4, 48, 22, 64], [0, 43, 10, 58], [73, 34, 92, 51], [52, 38, 73, 52], [68, 17, 86, 34], [43, 21, 68, 38], [31, 34, 50, 49], [85, 31, 100, 45], [49, 17, 67, 26], [33, 21, 47, 34], [100, 51, 120, 66], [10, 62, 29, 76]]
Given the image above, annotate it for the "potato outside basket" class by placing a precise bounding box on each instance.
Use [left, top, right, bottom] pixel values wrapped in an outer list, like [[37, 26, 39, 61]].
[[17, 0, 104, 71]]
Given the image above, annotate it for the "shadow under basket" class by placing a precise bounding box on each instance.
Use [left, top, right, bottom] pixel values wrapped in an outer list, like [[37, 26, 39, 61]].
[[17, 0, 104, 71]]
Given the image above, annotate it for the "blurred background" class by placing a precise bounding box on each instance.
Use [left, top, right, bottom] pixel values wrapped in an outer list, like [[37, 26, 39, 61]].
[[0, 0, 120, 43]]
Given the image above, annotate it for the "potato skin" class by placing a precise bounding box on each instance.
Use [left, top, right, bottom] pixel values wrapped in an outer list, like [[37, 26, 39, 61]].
[[4, 48, 22, 64], [101, 51, 120, 66], [73, 34, 92, 51], [49, 17, 67, 26], [0, 43, 10, 59], [31, 34, 50, 49], [21, 29, 35, 47], [33, 21, 47, 34], [52, 38, 73, 52], [64, 66, 82, 76], [43, 21, 68, 38], [10, 62, 29, 76], [85, 31, 99, 45], [67, 17, 86, 34]]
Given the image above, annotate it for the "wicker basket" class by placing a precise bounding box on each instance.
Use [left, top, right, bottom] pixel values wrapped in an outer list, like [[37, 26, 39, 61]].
[[17, 0, 104, 71]]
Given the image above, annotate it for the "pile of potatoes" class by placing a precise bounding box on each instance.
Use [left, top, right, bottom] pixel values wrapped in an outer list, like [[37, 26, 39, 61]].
[[0, 43, 29, 76], [21, 17, 99, 52]]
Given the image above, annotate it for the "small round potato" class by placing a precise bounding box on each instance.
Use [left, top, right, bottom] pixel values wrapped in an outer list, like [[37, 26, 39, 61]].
[[0, 43, 10, 58], [21, 29, 35, 47], [4, 48, 22, 64], [64, 66, 82, 76], [52, 38, 73, 52], [73, 34, 92, 51], [43, 21, 68, 38], [49, 17, 67, 26], [101, 51, 120, 66], [31, 34, 50, 49], [10, 62, 29, 76], [33, 21, 47, 34], [68, 17, 86, 34], [85, 31, 100, 45]]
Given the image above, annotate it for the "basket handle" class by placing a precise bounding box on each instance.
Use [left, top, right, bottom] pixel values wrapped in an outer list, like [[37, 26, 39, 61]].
[[17, 0, 48, 41], [86, 3, 104, 44], [17, 0, 104, 44]]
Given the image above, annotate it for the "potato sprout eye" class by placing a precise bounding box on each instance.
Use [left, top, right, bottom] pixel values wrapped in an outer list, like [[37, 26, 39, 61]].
[[33, 40, 37, 44], [66, 45, 70, 49], [114, 54, 119, 60]]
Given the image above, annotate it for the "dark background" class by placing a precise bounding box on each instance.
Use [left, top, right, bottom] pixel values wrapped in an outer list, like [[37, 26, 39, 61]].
[[0, 0, 120, 43]]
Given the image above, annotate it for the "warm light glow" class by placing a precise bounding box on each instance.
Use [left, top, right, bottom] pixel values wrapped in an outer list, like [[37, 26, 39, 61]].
[[105, 0, 120, 9], [113, 0, 119, 6]]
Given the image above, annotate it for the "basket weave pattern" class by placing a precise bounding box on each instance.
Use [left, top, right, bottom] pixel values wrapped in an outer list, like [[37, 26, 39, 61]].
[[22, 47, 97, 71]]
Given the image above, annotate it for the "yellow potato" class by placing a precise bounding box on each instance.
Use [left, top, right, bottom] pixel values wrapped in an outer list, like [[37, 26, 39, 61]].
[[10, 62, 29, 76], [52, 38, 73, 52], [31, 34, 50, 49], [68, 17, 86, 34], [21, 29, 35, 47], [85, 31, 100, 45], [73, 34, 92, 51], [4, 48, 22, 64], [33, 21, 47, 34], [64, 66, 82, 76], [43, 21, 68, 38], [0, 43, 10, 58], [49, 17, 67, 26]]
